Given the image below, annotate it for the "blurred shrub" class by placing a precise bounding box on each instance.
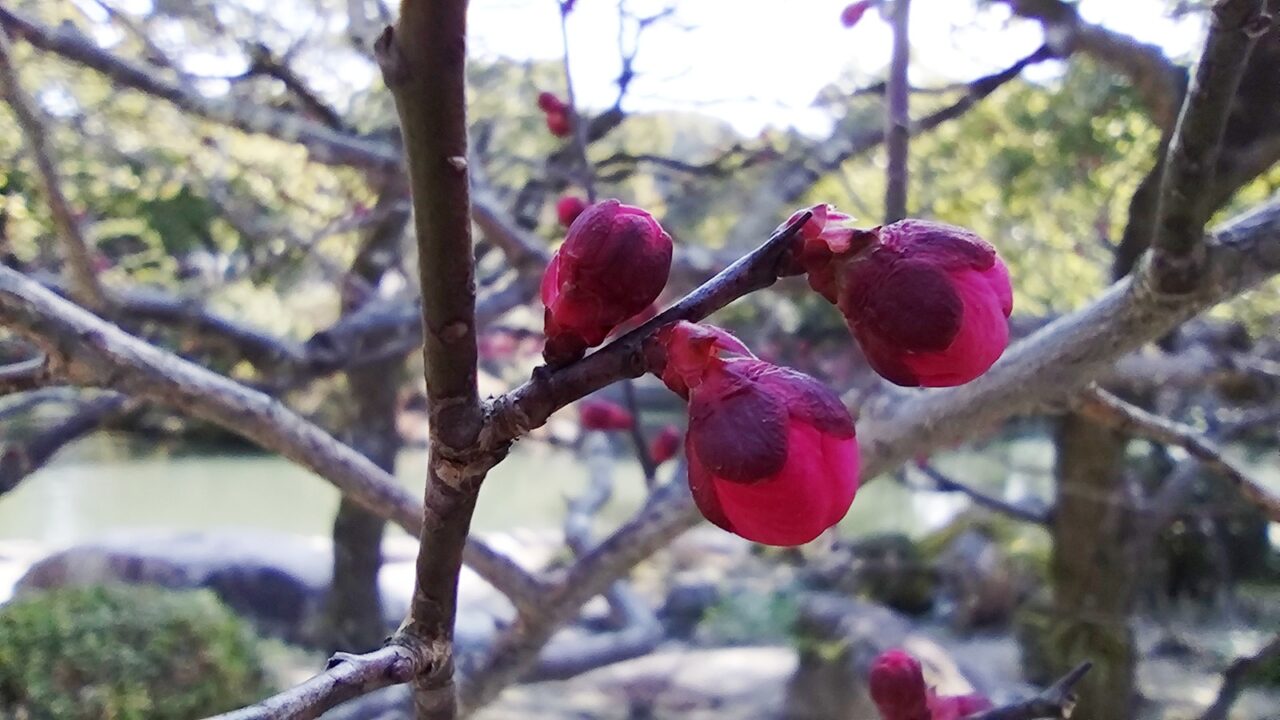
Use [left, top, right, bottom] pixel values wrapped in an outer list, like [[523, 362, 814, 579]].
[[697, 588, 799, 646], [0, 584, 271, 719]]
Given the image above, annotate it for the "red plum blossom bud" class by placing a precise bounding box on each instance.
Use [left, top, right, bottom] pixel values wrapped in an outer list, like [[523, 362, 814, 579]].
[[927, 693, 993, 720], [537, 91, 566, 113], [841, 0, 877, 28], [556, 195, 589, 227], [654, 321, 859, 546], [578, 399, 634, 431], [792, 210, 1012, 387], [869, 649, 930, 720], [541, 199, 673, 365], [869, 649, 993, 720], [545, 110, 572, 137], [650, 424, 682, 464]]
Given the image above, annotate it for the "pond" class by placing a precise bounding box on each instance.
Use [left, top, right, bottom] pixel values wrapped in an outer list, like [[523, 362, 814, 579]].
[[0, 432, 1069, 547]]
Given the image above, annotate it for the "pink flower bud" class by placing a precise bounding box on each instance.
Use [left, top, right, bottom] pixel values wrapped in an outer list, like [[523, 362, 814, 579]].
[[578, 399, 634, 431], [537, 91, 566, 113], [927, 692, 994, 720], [795, 213, 1012, 388], [545, 109, 573, 137], [556, 195, 589, 227], [869, 650, 930, 720], [654, 321, 859, 546], [649, 424, 682, 464], [541, 200, 673, 365], [841, 1, 877, 28]]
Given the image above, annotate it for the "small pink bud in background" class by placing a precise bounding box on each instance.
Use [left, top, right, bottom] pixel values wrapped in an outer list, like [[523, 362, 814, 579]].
[[869, 650, 930, 720], [541, 200, 673, 365], [650, 425, 682, 464], [537, 91, 566, 113], [545, 110, 573, 137], [578, 399, 634, 431], [654, 321, 859, 546], [561, 0, 577, 14], [794, 213, 1012, 388], [841, 1, 877, 28], [869, 649, 993, 720], [927, 692, 993, 720], [556, 195, 589, 227]]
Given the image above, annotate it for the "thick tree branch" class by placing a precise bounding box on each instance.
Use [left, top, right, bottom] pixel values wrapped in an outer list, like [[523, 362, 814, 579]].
[[209, 646, 422, 720], [1077, 387, 1280, 522], [0, 266, 546, 616], [0, 24, 107, 309], [1151, 0, 1269, 293], [968, 662, 1092, 720], [378, 2, 488, 717]]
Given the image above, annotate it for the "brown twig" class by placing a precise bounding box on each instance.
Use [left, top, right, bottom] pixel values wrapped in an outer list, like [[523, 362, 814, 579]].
[[1150, 0, 1268, 294], [1197, 634, 1280, 720], [884, 0, 912, 223], [0, 391, 133, 496], [1077, 387, 1280, 523], [968, 661, 1093, 720], [377, 2, 488, 716], [0, 25, 107, 310], [208, 646, 421, 720], [911, 462, 1049, 525]]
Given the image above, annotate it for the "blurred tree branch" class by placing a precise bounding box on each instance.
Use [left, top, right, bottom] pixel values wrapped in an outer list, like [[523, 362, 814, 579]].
[[0, 23, 107, 309]]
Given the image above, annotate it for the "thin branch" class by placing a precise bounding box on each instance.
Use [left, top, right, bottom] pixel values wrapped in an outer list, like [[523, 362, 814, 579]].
[[208, 646, 421, 720], [911, 462, 1048, 525], [1077, 387, 1280, 522], [0, 24, 107, 309], [619, 379, 657, 485], [0, 266, 547, 617], [558, 2, 597, 203], [996, 0, 1184, 128], [0, 6, 400, 172], [884, 0, 911, 223], [1197, 634, 1280, 720], [461, 471, 702, 712], [482, 211, 812, 453], [0, 391, 132, 496], [0, 353, 52, 395], [1150, 0, 1269, 294], [968, 662, 1093, 720]]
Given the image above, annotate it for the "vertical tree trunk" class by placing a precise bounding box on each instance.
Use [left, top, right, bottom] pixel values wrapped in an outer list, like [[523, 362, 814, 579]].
[[320, 187, 410, 651], [322, 357, 402, 651], [1047, 416, 1136, 720]]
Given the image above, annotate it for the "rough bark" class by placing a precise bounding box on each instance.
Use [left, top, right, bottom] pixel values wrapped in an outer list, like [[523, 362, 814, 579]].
[[1047, 416, 1136, 720]]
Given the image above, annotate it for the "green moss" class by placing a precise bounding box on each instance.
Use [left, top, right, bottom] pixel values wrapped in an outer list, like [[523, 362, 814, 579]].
[[0, 585, 273, 720]]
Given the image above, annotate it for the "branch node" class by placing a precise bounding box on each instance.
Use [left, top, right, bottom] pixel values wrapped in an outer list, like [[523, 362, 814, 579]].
[[374, 26, 407, 86]]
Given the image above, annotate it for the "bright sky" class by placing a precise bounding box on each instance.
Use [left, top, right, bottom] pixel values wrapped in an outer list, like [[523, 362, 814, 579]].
[[468, 0, 1207, 136], [81, 0, 1207, 138]]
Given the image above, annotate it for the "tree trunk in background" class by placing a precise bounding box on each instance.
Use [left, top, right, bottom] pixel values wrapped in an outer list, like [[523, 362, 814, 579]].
[[321, 357, 402, 652], [319, 187, 411, 652], [1047, 416, 1136, 720]]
